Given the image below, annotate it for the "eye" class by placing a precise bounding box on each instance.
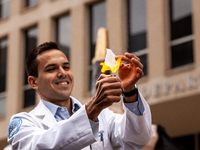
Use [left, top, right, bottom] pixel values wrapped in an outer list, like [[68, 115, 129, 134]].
[[63, 66, 70, 70], [46, 68, 55, 72], [63, 65, 70, 70]]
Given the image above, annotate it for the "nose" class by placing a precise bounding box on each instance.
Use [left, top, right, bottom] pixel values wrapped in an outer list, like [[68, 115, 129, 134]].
[[57, 67, 66, 78]]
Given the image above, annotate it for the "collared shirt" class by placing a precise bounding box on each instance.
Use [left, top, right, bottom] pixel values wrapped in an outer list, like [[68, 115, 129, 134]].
[[42, 97, 99, 136], [42, 97, 80, 122], [124, 94, 144, 116], [41, 95, 144, 141], [42, 94, 144, 123]]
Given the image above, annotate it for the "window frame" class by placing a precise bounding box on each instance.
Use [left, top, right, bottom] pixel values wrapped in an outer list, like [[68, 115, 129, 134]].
[[0, 37, 8, 116], [23, 26, 38, 108], [169, 0, 194, 69], [55, 13, 71, 62], [25, 0, 39, 7], [127, 0, 148, 76], [0, 0, 10, 19], [88, 0, 106, 92]]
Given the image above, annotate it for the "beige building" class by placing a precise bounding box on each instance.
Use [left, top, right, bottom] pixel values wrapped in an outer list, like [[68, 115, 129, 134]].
[[0, 0, 200, 149]]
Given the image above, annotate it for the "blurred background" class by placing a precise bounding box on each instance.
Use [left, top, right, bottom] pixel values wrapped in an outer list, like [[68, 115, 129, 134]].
[[0, 0, 199, 149]]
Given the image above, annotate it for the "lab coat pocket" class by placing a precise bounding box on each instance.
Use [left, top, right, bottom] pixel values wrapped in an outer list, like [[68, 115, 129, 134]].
[[91, 140, 105, 150], [91, 139, 112, 150]]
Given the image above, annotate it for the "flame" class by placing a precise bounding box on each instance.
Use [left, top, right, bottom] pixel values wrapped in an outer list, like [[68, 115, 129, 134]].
[[100, 57, 122, 73]]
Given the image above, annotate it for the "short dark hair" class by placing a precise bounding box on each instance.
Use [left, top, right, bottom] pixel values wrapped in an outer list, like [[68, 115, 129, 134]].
[[25, 42, 60, 77]]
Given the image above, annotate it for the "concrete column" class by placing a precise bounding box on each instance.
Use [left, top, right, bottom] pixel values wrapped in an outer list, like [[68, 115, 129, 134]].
[[5, 30, 24, 137], [10, 0, 23, 16], [193, 0, 200, 66], [107, 0, 127, 55], [147, 0, 170, 77], [38, 18, 54, 45], [70, 4, 89, 103]]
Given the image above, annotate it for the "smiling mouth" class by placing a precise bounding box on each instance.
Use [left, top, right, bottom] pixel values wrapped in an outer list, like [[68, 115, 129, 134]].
[[56, 82, 69, 85]]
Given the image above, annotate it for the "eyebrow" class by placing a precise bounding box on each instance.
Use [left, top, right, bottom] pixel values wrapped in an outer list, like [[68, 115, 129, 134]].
[[63, 62, 70, 65], [43, 62, 70, 70]]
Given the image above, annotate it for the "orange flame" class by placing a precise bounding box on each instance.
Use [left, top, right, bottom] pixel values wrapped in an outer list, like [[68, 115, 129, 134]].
[[100, 57, 122, 73]]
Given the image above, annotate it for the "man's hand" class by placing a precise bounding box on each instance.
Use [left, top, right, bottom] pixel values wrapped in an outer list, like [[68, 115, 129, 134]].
[[86, 74, 122, 121], [116, 52, 144, 93]]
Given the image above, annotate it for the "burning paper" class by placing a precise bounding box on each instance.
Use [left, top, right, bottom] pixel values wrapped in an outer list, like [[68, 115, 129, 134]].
[[100, 49, 122, 73]]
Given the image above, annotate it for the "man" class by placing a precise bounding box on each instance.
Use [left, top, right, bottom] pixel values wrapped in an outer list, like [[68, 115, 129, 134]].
[[8, 42, 152, 150]]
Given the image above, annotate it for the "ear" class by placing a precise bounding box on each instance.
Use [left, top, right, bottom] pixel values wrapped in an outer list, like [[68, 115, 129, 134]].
[[28, 76, 38, 90]]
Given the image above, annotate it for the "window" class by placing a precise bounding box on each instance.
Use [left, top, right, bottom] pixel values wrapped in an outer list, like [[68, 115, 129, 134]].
[[127, 0, 148, 75], [0, 0, 9, 19], [25, 0, 38, 7], [89, 1, 106, 91], [169, 0, 193, 68], [23, 27, 37, 108], [0, 38, 8, 116], [56, 14, 71, 61]]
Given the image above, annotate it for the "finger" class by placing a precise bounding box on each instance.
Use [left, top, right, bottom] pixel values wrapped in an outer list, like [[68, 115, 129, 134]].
[[101, 76, 121, 83], [125, 52, 140, 61], [116, 53, 140, 66], [97, 74, 110, 81], [97, 87, 122, 99], [96, 74, 108, 90], [115, 52, 140, 62], [102, 82, 122, 91], [131, 58, 143, 69], [94, 87, 122, 106], [104, 88, 122, 96], [115, 55, 132, 64], [136, 67, 144, 78], [96, 78, 121, 94], [115, 55, 123, 60], [95, 76, 121, 92]]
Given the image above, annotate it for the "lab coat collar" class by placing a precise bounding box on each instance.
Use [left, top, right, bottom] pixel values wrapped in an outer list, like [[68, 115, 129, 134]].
[[32, 97, 83, 128], [33, 100, 57, 128], [32, 96, 83, 128]]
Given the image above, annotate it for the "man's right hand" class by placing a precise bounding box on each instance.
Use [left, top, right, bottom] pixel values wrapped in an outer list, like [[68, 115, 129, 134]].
[[85, 74, 122, 121]]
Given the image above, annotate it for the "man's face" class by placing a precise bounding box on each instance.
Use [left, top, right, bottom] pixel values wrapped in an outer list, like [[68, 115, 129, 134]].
[[34, 49, 74, 102]]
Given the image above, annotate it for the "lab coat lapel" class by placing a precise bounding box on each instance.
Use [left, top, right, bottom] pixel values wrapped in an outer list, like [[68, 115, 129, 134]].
[[33, 100, 57, 128]]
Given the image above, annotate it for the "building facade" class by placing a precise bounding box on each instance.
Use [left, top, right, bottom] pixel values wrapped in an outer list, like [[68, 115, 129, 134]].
[[0, 0, 199, 149]]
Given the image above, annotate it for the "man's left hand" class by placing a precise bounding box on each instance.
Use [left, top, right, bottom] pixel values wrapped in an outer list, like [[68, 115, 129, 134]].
[[116, 52, 144, 93]]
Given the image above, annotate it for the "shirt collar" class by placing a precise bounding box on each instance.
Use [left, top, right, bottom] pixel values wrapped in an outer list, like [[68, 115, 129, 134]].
[[42, 99, 59, 117], [71, 99, 80, 114], [42, 97, 81, 116]]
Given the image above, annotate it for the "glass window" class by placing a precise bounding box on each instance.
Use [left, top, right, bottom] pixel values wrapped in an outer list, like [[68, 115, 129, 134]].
[[170, 0, 192, 40], [171, 41, 193, 68], [23, 27, 37, 108], [169, 0, 193, 68], [127, 0, 148, 76], [0, 0, 9, 19], [56, 14, 70, 61], [89, 1, 106, 91], [25, 0, 38, 7], [0, 96, 6, 116], [0, 38, 8, 116], [0, 38, 7, 92]]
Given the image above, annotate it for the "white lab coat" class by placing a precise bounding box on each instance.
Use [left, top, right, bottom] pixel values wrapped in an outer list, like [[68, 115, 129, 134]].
[[8, 92, 152, 150]]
